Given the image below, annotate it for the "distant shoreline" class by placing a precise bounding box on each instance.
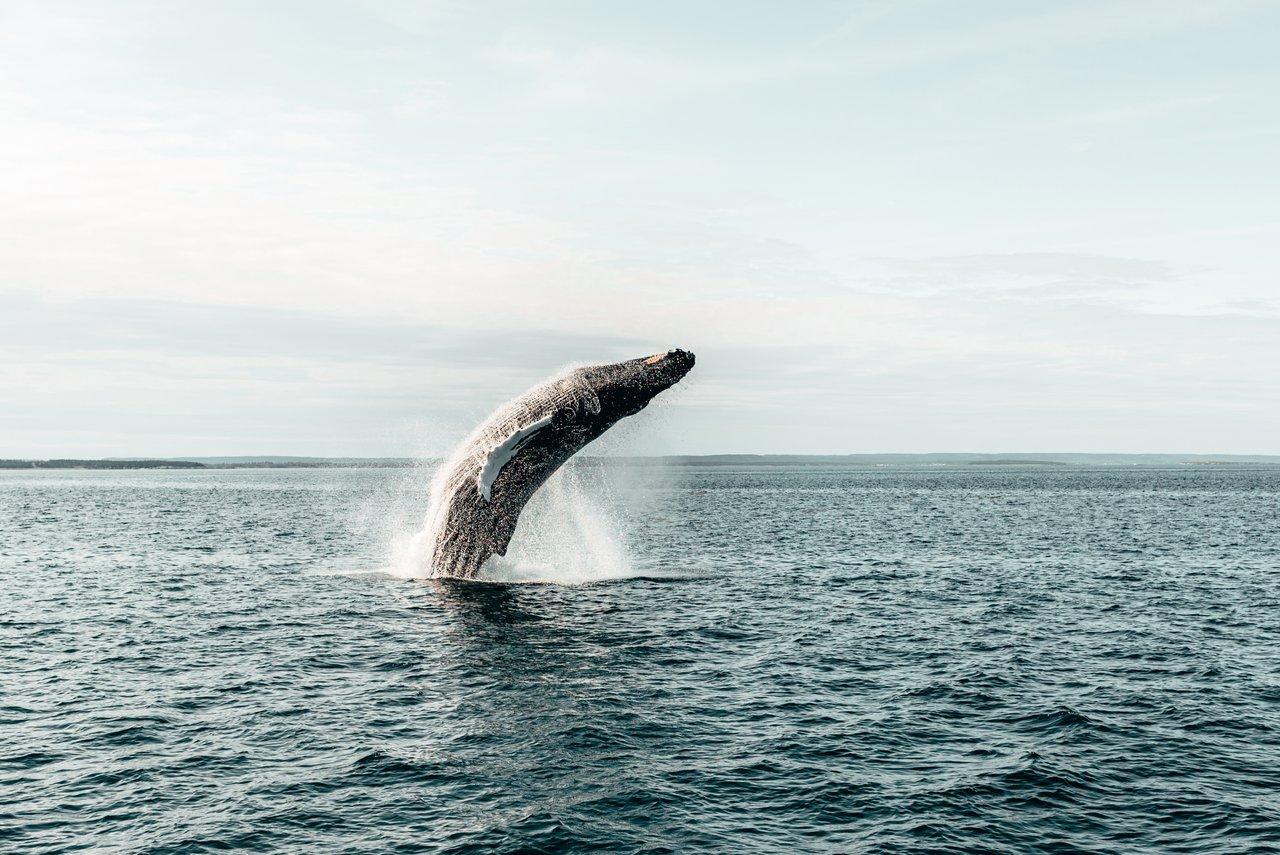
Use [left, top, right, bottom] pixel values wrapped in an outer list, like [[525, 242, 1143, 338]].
[[3, 454, 1280, 470]]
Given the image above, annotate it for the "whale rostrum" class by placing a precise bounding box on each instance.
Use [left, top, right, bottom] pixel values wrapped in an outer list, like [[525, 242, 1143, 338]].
[[424, 349, 695, 579]]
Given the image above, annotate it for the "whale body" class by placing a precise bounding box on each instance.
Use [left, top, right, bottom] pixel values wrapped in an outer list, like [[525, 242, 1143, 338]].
[[424, 349, 695, 579]]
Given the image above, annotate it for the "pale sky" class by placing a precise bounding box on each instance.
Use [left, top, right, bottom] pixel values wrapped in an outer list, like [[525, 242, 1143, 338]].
[[3, 0, 1278, 457]]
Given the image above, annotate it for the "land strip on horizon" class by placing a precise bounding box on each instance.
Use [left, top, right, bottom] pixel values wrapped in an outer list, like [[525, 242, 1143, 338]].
[[3, 454, 1280, 470]]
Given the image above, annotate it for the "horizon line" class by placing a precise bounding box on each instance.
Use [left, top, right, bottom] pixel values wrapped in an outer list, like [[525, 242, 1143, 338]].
[[6, 452, 1280, 458], [5, 451, 1280, 467]]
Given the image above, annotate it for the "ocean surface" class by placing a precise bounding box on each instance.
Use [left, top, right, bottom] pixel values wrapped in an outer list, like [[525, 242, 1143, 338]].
[[3, 464, 1279, 853]]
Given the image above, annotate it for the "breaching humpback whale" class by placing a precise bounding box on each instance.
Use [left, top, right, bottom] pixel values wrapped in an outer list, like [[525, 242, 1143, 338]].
[[425, 349, 695, 579]]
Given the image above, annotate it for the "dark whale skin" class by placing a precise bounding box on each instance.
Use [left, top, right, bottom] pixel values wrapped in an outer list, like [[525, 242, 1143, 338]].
[[426, 349, 695, 579]]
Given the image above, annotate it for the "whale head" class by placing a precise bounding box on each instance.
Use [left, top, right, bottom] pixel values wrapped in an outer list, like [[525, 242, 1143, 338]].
[[575, 348, 695, 421]]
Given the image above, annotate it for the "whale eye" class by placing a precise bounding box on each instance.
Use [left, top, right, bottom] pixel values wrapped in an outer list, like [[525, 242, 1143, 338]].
[[644, 352, 667, 365]]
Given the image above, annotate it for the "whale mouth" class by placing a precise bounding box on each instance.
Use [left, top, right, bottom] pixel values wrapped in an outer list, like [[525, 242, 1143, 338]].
[[643, 348, 695, 375]]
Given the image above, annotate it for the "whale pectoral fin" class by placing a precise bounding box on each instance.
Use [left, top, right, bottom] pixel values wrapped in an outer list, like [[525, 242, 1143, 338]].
[[491, 512, 519, 556], [477, 414, 554, 501]]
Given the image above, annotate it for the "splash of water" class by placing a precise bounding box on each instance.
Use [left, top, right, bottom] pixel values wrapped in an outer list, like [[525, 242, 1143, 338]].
[[381, 458, 646, 585], [478, 461, 635, 584]]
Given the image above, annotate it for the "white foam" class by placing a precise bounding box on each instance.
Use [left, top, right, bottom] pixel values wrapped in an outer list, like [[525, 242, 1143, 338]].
[[479, 460, 633, 582], [380, 457, 667, 585]]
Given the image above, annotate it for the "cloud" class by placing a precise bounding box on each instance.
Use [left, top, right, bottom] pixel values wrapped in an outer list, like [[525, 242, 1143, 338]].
[[1, 1, 1277, 455], [481, 0, 1267, 108], [0, 294, 656, 457], [818, 0, 1265, 65], [2, 91, 1274, 454], [871, 253, 1172, 282], [0, 104, 579, 325], [852, 253, 1172, 306]]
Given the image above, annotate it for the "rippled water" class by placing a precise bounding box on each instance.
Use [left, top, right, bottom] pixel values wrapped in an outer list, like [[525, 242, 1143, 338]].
[[3, 465, 1279, 853]]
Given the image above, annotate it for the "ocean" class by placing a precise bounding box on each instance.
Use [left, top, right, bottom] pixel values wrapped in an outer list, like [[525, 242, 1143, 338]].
[[3, 464, 1278, 853]]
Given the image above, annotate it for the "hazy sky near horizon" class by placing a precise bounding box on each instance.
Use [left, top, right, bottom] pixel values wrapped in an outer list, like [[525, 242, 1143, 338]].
[[3, 0, 1278, 456]]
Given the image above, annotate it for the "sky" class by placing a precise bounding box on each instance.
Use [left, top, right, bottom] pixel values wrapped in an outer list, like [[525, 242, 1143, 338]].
[[2, 0, 1278, 457]]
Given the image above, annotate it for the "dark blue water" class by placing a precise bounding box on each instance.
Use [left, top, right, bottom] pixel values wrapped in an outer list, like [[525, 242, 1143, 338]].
[[3, 465, 1279, 853]]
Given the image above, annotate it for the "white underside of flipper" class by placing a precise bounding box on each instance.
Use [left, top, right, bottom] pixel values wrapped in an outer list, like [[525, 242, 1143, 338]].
[[477, 414, 554, 501]]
